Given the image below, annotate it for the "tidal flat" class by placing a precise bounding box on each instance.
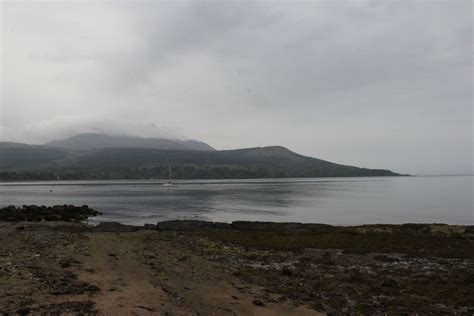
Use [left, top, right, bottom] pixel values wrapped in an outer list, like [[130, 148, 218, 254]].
[[0, 207, 473, 314]]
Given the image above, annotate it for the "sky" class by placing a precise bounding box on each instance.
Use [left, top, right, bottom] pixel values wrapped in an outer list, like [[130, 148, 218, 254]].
[[1, 0, 472, 175]]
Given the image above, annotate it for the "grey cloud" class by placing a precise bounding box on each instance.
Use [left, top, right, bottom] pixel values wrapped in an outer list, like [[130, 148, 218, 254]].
[[1, 0, 472, 175]]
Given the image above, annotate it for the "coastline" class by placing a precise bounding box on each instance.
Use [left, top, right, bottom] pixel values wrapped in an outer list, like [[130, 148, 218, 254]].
[[0, 174, 411, 185], [1, 212, 473, 314]]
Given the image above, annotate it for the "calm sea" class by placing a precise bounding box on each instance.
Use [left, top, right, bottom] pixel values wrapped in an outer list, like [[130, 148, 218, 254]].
[[0, 176, 472, 226]]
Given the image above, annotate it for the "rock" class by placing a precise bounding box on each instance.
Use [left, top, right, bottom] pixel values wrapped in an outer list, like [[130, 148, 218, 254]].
[[281, 268, 293, 276], [92, 222, 139, 232], [252, 299, 266, 307], [58, 258, 80, 268], [381, 279, 399, 288], [463, 274, 474, 284], [231, 221, 310, 233], [142, 223, 156, 230], [0, 204, 99, 222], [214, 222, 232, 229], [229, 221, 335, 233], [156, 220, 214, 231]]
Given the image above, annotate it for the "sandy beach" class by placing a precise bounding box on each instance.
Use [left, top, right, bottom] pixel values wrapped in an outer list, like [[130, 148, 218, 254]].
[[1, 212, 473, 314]]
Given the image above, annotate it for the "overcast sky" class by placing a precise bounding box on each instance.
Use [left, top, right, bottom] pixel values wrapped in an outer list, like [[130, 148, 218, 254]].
[[1, 0, 472, 175]]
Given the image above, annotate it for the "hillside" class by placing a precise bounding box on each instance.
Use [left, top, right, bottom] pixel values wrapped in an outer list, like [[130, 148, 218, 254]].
[[0, 143, 69, 170], [46, 133, 215, 151], [0, 138, 401, 180]]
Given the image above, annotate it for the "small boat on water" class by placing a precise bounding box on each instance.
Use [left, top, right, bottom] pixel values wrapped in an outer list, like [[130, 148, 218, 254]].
[[163, 164, 175, 187]]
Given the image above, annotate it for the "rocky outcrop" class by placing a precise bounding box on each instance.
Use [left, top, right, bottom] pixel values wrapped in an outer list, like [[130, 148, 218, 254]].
[[231, 221, 308, 233], [231, 221, 334, 233], [154, 220, 333, 233], [0, 205, 99, 222], [92, 222, 139, 232], [157, 220, 215, 231], [142, 223, 157, 230]]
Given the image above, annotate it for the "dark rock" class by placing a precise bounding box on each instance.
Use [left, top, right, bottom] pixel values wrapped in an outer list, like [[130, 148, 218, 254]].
[[142, 223, 156, 230], [463, 274, 474, 284], [346, 270, 363, 283], [156, 220, 214, 231], [312, 302, 326, 312], [281, 268, 293, 276], [252, 299, 266, 307], [214, 222, 232, 229], [58, 257, 80, 268], [93, 222, 139, 232], [381, 279, 399, 288], [0, 204, 99, 222], [231, 221, 311, 233]]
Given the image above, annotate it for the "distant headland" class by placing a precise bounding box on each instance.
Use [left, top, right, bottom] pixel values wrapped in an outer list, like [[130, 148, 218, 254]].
[[0, 133, 404, 181]]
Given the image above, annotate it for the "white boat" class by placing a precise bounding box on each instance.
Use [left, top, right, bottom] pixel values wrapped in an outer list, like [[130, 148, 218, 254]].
[[163, 164, 175, 187]]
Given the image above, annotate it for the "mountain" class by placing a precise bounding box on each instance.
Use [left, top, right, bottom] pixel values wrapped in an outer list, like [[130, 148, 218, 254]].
[[70, 146, 399, 177], [0, 138, 402, 180], [0, 143, 68, 170], [45, 133, 215, 151]]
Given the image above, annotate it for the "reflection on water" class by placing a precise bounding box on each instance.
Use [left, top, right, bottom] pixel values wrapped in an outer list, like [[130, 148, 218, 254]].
[[0, 176, 472, 226]]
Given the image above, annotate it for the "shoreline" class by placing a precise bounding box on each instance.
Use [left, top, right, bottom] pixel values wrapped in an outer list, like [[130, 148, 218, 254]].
[[0, 174, 414, 184], [1, 211, 473, 314], [0, 174, 412, 183]]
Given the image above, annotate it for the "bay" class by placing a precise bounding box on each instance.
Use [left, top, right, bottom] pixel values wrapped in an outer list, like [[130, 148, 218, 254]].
[[0, 176, 472, 226]]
